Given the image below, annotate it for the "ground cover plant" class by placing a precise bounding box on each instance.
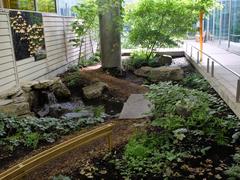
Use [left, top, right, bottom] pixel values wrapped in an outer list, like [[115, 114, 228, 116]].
[[0, 111, 105, 168], [59, 72, 240, 179], [109, 82, 239, 179]]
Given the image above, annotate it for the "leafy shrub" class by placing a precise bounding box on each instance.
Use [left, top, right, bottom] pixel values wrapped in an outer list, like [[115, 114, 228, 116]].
[[182, 73, 211, 92], [225, 149, 240, 179], [62, 70, 82, 88], [79, 52, 101, 67], [125, 50, 156, 70]]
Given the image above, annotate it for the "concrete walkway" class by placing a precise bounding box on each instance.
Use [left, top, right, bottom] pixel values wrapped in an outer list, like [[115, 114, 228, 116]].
[[185, 40, 240, 118]]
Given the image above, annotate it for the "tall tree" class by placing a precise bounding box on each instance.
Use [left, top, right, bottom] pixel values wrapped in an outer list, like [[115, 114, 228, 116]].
[[126, 0, 218, 60], [71, 0, 122, 69], [98, 0, 122, 69]]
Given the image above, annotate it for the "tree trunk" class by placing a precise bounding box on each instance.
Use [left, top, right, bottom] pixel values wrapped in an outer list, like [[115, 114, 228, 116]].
[[98, 0, 121, 69]]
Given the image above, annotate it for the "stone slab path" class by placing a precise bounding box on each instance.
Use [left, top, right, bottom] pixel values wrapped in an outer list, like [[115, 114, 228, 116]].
[[119, 94, 153, 119]]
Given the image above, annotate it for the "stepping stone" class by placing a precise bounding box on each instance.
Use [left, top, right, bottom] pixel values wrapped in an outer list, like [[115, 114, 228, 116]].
[[119, 94, 153, 119]]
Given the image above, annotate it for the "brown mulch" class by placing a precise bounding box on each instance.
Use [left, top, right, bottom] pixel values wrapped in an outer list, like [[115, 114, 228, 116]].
[[25, 119, 147, 180], [80, 66, 148, 101]]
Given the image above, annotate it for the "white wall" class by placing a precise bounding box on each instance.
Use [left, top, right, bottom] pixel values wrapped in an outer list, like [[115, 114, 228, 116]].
[[0, 12, 18, 91], [0, 11, 95, 93]]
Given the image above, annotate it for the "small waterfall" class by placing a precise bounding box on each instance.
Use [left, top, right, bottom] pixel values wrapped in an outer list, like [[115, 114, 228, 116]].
[[47, 92, 57, 105]]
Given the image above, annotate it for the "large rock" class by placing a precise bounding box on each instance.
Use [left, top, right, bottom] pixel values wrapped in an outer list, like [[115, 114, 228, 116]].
[[82, 82, 109, 99], [32, 80, 54, 90], [0, 101, 30, 116], [21, 81, 39, 92], [134, 66, 184, 82], [150, 66, 184, 81], [51, 80, 71, 100], [119, 94, 153, 119], [134, 66, 152, 78], [0, 88, 23, 99]]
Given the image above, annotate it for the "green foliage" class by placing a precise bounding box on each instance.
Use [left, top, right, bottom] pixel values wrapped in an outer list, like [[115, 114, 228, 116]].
[[147, 82, 234, 144], [125, 0, 217, 60], [195, 0, 220, 13], [62, 69, 82, 88], [182, 73, 211, 92], [71, 0, 98, 47], [114, 132, 186, 178], [0, 113, 104, 160], [52, 175, 71, 180], [124, 50, 156, 70], [24, 132, 40, 149], [225, 149, 240, 179], [182, 73, 239, 122], [114, 82, 238, 178], [126, 0, 199, 60], [92, 105, 105, 118], [79, 52, 101, 67]]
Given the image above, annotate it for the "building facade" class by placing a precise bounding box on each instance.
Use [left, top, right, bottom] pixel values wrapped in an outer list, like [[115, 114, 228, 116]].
[[205, 0, 240, 54], [0, 0, 94, 92]]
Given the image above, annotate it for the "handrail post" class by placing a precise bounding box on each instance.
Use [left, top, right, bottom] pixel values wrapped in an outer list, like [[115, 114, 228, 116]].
[[211, 61, 214, 77], [107, 133, 113, 151], [197, 51, 200, 64], [191, 46, 193, 57], [207, 58, 210, 73], [236, 78, 240, 102]]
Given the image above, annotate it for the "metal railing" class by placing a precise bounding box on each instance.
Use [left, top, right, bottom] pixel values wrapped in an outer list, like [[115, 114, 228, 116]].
[[185, 43, 240, 103], [0, 123, 114, 180]]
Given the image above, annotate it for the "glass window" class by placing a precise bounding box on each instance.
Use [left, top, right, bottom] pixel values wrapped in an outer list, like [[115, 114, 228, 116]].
[[220, 0, 230, 48], [230, 0, 240, 53], [56, 0, 77, 16], [3, 0, 56, 13], [3, 0, 35, 11], [37, 0, 56, 13], [214, 9, 220, 41]]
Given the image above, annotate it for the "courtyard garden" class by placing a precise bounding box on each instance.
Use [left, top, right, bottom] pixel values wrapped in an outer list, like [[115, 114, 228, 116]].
[[0, 0, 240, 179]]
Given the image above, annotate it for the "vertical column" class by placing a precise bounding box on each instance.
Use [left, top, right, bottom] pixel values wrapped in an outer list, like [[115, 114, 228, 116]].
[[227, 0, 232, 49], [213, 9, 215, 40], [207, 15, 210, 41], [219, 0, 223, 45], [34, 0, 38, 11], [0, 0, 3, 8]]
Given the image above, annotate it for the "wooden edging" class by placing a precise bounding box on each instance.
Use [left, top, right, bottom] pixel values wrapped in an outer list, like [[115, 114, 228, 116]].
[[0, 123, 114, 180]]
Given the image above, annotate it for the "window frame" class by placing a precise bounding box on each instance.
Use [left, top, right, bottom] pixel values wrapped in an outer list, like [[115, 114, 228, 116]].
[[0, 0, 3, 8], [1, 0, 57, 13]]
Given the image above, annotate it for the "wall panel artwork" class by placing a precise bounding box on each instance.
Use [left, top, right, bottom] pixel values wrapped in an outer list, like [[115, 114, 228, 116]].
[[9, 10, 47, 61]]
